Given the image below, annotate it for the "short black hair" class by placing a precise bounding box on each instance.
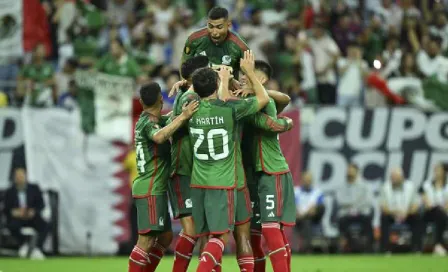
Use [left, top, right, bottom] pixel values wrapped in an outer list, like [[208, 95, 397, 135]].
[[254, 60, 273, 80], [208, 7, 229, 20], [181, 56, 210, 79], [192, 67, 218, 98], [429, 34, 443, 46], [139, 82, 161, 107]]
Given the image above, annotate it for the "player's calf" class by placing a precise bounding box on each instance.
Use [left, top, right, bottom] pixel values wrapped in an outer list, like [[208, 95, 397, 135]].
[[129, 235, 155, 272], [234, 222, 254, 272], [173, 216, 197, 272], [197, 233, 229, 272], [261, 223, 288, 272], [250, 230, 266, 272], [145, 231, 172, 272]]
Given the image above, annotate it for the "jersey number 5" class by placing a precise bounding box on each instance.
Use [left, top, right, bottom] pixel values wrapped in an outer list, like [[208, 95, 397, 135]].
[[190, 128, 229, 160]]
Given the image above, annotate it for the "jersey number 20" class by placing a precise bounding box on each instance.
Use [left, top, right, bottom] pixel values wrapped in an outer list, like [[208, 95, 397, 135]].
[[190, 128, 229, 160]]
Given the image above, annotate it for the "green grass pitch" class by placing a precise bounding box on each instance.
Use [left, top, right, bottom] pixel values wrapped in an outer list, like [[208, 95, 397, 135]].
[[1, 255, 447, 272]]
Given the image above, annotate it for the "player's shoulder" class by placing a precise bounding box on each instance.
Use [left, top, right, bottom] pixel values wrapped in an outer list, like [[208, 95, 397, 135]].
[[139, 112, 159, 126], [227, 31, 249, 52], [187, 27, 208, 43], [181, 90, 200, 101]]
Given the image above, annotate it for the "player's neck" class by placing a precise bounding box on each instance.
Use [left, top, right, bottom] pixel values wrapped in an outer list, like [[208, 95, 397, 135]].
[[203, 92, 218, 100], [144, 108, 160, 118]]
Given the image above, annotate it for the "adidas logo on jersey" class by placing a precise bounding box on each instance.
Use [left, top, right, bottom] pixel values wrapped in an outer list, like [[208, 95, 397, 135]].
[[268, 212, 275, 218], [200, 256, 207, 262]]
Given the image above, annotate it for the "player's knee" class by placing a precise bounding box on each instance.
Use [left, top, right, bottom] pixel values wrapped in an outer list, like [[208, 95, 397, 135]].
[[158, 231, 173, 248], [180, 216, 196, 237], [137, 234, 155, 252]]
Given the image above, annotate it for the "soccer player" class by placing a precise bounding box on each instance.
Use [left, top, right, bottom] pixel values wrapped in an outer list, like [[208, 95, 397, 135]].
[[167, 56, 209, 272], [188, 51, 272, 272], [181, 6, 248, 78], [128, 82, 198, 272], [240, 61, 296, 272]]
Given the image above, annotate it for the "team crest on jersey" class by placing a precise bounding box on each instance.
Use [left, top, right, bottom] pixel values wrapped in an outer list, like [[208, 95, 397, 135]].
[[185, 199, 192, 208], [222, 55, 232, 65], [184, 46, 191, 55], [159, 217, 164, 226]]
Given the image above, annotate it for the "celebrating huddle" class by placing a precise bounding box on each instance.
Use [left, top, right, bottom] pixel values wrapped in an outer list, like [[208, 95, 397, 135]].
[[128, 7, 295, 272]]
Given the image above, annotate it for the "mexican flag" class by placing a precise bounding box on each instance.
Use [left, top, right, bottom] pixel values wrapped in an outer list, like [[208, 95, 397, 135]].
[[0, 0, 52, 57]]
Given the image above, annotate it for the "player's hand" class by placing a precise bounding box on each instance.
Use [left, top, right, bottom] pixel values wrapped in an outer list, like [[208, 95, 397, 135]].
[[240, 50, 255, 75], [169, 80, 189, 97], [217, 65, 233, 81], [181, 101, 199, 119], [281, 116, 294, 130], [232, 88, 253, 97]]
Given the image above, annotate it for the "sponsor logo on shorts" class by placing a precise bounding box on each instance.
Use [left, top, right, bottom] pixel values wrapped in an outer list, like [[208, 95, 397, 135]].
[[268, 211, 275, 218], [185, 199, 192, 208], [159, 217, 164, 226]]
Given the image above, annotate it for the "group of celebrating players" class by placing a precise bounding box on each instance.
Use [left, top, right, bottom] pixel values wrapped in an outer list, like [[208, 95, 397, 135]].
[[128, 6, 296, 272]]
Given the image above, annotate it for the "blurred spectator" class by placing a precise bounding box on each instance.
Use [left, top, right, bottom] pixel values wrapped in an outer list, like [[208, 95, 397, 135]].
[[332, 11, 362, 56], [429, 12, 448, 53], [17, 43, 56, 108], [99, 22, 131, 53], [239, 8, 275, 62], [336, 42, 369, 106], [415, 35, 448, 80], [170, 9, 196, 69], [294, 171, 325, 253], [260, 0, 288, 28], [58, 80, 78, 110], [107, 0, 136, 26], [297, 32, 317, 104], [95, 38, 146, 83], [4, 168, 48, 260], [336, 164, 373, 250], [0, 91, 8, 107], [421, 163, 448, 256], [55, 58, 78, 98], [372, 0, 403, 33], [380, 167, 422, 253], [52, 0, 77, 45], [309, 20, 340, 104], [360, 15, 385, 66]]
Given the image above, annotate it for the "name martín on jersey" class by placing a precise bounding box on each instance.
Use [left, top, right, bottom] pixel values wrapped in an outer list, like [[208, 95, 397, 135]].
[[195, 116, 225, 126]]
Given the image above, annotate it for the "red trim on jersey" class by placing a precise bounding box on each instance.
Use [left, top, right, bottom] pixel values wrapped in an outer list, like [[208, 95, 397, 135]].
[[152, 196, 157, 225], [275, 175, 283, 217], [244, 188, 252, 215], [264, 114, 287, 132], [280, 222, 296, 227], [147, 197, 153, 225], [227, 190, 234, 225], [175, 175, 184, 209], [138, 228, 152, 234], [190, 184, 237, 189], [228, 32, 249, 51], [148, 145, 158, 193], [189, 28, 208, 42], [258, 138, 290, 175], [235, 217, 251, 226]]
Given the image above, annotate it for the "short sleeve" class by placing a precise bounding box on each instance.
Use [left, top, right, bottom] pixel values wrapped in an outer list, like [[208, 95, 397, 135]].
[[181, 37, 195, 63], [230, 97, 259, 120]]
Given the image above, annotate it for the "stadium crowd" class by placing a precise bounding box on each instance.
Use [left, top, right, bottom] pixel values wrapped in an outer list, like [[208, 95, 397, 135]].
[[0, 0, 447, 263], [1, 0, 448, 110]]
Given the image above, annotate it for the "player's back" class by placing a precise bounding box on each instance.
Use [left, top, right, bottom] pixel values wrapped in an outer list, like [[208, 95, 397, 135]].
[[189, 99, 240, 189], [133, 112, 171, 196]]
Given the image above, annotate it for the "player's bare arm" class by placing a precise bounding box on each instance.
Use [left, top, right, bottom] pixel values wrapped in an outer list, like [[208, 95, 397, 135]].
[[151, 101, 199, 144], [266, 90, 291, 113], [217, 66, 233, 101], [240, 50, 269, 110]]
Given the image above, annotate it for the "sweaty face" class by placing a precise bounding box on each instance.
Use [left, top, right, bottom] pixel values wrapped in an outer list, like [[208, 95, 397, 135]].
[[207, 18, 229, 44]]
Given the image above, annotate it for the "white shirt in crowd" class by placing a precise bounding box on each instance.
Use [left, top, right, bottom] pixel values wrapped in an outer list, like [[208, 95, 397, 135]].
[[294, 186, 324, 216], [18, 190, 26, 208], [299, 49, 317, 91], [309, 35, 340, 85], [337, 58, 368, 106], [372, 2, 403, 32], [422, 180, 448, 208], [238, 23, 276, 62], [416, 51, 448, 81], [260, 9, 288, 27], [380, 180, 420, 213]]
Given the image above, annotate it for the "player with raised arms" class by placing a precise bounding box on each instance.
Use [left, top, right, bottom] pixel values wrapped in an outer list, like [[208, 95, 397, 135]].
[[127, 82, 198, 272], [167, 56, 210, 272], [181, 6, 248, 79]]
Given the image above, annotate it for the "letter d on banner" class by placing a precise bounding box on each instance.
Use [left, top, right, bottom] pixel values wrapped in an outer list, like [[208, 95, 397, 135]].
[[0, 109, 22, 149]]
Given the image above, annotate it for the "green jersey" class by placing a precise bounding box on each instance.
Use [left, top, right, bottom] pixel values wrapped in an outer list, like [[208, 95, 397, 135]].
[[242, 98, 291, 176], [169, 88, 200, 177], [133, 112, 171, 197], [95, 54, 143, 78], [182, 28, 249, 78], [189, 97, 259, 189], [20, 62, 55, 107]]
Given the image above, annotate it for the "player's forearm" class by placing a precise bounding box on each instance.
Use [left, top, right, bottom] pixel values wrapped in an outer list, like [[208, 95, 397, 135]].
[[152, 114, 187, 144], [246, 71, 269, 110], [218, 76, 231, 101], [267, 90, 291, 113], [252, 114, 292, 133]]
